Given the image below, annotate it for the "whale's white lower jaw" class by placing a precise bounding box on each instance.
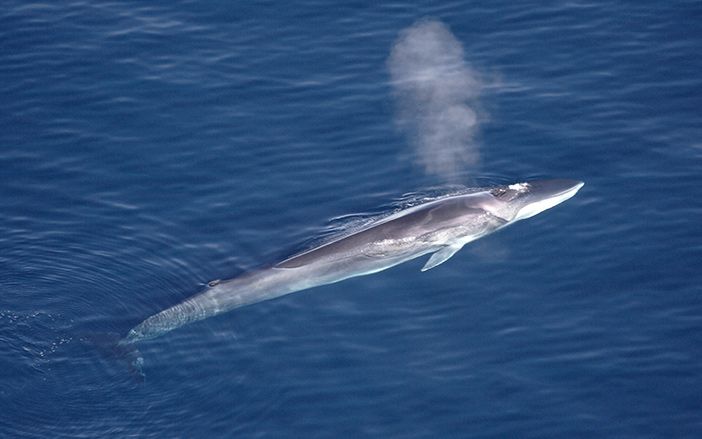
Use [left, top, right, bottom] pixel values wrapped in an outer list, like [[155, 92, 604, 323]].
[[514, 182, 584, 221]]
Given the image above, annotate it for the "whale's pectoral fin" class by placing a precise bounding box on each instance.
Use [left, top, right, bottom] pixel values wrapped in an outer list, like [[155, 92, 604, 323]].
[[421, 245, 463, 272]]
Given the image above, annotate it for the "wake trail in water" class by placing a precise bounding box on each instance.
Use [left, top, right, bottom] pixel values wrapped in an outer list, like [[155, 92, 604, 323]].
[[388, 19, 485, 182]]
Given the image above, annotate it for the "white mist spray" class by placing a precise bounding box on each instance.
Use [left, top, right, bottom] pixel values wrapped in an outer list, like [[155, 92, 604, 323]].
[[388, 19, 484, 181]]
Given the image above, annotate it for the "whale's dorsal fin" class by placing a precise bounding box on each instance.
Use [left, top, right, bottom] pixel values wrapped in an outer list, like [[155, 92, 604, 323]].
[[421, 244, 463, 272]]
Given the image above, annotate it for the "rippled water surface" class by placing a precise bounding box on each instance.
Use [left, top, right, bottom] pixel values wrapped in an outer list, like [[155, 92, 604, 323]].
[[2, 1, 701, 437]]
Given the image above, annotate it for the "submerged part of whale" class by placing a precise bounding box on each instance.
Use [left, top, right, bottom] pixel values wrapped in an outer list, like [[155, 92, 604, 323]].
[[124, 179, 584, 344]]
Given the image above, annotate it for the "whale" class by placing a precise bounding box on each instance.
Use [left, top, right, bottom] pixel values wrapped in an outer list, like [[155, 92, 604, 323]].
[[125, 179, 584, 343]]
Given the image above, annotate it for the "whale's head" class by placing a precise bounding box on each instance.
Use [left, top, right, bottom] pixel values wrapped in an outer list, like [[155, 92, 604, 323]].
[[487, 179, 584, 222]]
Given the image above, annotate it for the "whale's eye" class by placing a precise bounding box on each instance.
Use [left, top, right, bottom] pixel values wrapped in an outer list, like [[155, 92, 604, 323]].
[[491, 188, 518, 201], [490, 188, 508, 198]]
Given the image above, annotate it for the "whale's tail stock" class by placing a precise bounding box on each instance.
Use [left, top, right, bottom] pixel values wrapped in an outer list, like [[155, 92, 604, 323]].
[[82, 332, 145, 382]]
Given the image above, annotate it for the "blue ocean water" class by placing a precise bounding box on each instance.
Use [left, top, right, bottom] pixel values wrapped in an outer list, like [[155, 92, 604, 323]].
[[2, 1, 701, 437]]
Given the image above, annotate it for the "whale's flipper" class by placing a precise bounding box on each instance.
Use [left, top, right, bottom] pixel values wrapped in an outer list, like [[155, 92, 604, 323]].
[[421, 245, 463, 272]]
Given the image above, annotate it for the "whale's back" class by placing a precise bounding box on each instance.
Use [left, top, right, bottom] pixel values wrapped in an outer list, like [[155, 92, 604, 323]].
[[276, 196, 486, 269]]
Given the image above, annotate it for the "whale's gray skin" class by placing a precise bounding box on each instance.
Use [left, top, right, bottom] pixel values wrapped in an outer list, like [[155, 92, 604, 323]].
[[125, 179, 584, 343]]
